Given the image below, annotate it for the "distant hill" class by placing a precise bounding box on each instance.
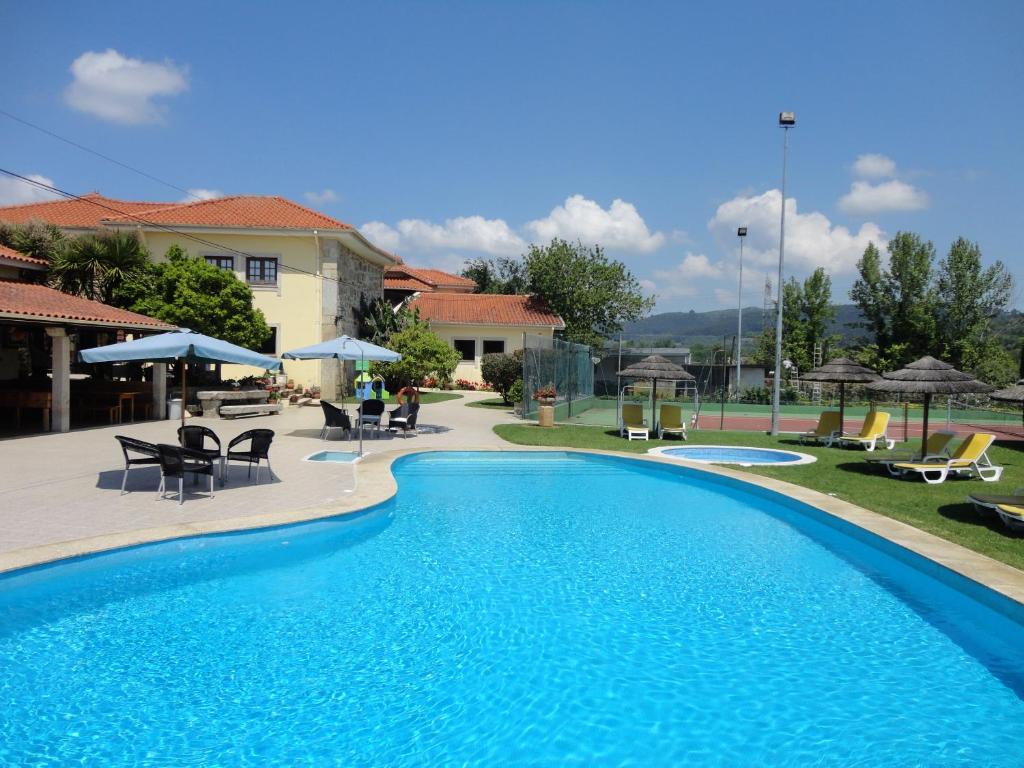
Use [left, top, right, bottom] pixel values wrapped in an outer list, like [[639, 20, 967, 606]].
[[622, 305, 866, 344]]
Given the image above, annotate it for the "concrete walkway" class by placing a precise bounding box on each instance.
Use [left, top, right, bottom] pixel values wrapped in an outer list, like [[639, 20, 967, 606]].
[[0, 392, 516, 564]]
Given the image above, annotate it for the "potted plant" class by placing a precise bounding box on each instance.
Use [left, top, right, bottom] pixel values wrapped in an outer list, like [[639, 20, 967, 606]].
[[532, 383, 556, 405], [509, 379, 524, 416]]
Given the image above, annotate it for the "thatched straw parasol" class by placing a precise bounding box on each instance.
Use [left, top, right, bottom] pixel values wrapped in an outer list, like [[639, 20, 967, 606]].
[[617, 355, 695, 432], [989, 379, 1024, 432], [799, 357, 880, 435], [866, 355, 994, 452]]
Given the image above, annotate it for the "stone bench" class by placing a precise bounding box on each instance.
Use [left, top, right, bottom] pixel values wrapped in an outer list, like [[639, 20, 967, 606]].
[[197, 390, 269, 416], [218, 403, 282, 419]]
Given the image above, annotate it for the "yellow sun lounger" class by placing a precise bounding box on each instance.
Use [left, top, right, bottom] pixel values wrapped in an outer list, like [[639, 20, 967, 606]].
[[837, 410, 895, 452], [967, 489, 1024, 516], [994, 504, 1024, 532], [798, 411, 841, 446], [865, 430, 956, 476], [893, 433, 1002, 485], [620, 403, 649, 441], [657, 404, 687, 440]]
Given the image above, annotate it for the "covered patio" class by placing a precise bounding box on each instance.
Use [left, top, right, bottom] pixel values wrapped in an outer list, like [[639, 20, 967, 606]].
[[0, 280, 174, 434]]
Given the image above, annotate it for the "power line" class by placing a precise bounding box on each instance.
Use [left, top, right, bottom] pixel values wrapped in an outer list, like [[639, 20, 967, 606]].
[[0, 109, 204, 202], [0, 168, 372, 288]]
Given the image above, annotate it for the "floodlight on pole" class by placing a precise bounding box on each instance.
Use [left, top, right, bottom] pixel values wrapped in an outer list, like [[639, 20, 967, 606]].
[[736, 227, 747, 398], [770, 111, 795, 436]]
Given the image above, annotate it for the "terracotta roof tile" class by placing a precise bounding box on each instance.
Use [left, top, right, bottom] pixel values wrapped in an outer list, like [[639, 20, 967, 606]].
[[103, 195, 353, 231], [0, 280, 173, 329], [0, 244, 48, 268], [409, 293, 564, 328], [384, 266, 476, 292], [0, 193, 173, 228]]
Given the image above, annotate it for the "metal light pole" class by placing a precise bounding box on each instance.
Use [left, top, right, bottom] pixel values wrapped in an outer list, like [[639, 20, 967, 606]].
[[736, 227, 747, 398], [770, 111, 795, 436]]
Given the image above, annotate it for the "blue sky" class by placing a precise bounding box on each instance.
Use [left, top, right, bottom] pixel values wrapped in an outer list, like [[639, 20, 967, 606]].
[[1, 1, 1021, 313]]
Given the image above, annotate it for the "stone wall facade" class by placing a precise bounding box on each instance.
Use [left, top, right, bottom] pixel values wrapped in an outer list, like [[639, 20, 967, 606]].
[[317, 239, 385, 400]]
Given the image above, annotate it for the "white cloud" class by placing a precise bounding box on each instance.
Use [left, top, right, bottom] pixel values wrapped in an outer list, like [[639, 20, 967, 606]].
[[183, 188, 222, 202], [838, 179, 929, 215], [526, 195, 665, 253], [0, 174, 61, 206], [644, 252, 725, 299], [709, 189, 886, 275], [304, 189, 339, 206], [64, 49, 188, 125], [361, 216, 526, 257], [713, 288, 736, 306], [852, 153, 897, 179]]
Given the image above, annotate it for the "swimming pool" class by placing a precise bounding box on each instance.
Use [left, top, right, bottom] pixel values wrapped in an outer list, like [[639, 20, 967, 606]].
[[649, 444, 816, 466], [1, 451, 1022, 765], [303, 449, 362, 463]]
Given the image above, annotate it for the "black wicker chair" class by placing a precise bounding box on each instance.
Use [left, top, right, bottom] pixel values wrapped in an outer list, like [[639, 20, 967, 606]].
[[388, 402, 420, 437], [357, 399, 386, 438], [115, 435, 161, 495], [178, 425, 224, 485], [226, 429, 275, 484], [320, 401, 352, 440], [156, 444, 215, 504]]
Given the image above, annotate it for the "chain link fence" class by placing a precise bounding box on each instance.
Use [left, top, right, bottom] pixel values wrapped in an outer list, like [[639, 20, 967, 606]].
[[521, 335, 595, 420]]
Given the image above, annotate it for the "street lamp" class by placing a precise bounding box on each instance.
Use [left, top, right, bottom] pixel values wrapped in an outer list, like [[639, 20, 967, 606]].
[[735, 226, 747, 399], [770, 111, 795, 436]]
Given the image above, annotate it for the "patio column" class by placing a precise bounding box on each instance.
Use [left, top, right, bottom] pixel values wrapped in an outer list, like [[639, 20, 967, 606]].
[[152, 362, 167, 420], [45, 326, 70, 433]]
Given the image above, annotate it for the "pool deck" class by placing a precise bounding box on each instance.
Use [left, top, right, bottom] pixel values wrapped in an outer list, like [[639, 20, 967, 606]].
[[1, 393, 1023, 607]]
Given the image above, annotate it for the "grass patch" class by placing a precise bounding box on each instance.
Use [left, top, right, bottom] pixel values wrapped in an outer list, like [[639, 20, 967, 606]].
[[466, 397, 513, 410], [344, 392, 462, 406], [493, 423, 1024, 571]]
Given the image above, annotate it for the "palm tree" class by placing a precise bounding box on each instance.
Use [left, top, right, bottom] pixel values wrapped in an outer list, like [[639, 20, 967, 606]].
[[50, 231, 149, 304]]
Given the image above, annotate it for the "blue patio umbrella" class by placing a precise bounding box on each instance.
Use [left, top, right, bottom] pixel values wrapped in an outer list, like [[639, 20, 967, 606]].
[[283, 335, 401, 455], [80, 329, 281, 428]]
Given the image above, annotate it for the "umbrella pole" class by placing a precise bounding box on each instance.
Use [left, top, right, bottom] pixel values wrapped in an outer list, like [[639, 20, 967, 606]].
[[921, 393, 930, 454], [181, 360, 187, 431], [358, 351, 365, 457], [839, 383, 846, 436], [651, 378, 657, 437]]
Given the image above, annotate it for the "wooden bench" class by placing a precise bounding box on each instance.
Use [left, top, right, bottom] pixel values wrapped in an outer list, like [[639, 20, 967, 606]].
[[219, 403, 282, 419]]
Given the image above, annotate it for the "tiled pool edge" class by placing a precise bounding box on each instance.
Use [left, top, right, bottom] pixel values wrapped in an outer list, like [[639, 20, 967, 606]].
[[2, 446, 1022, 609]]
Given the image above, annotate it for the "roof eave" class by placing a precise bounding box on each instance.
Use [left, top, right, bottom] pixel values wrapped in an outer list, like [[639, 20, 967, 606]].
[[0, 310, 174, 331]]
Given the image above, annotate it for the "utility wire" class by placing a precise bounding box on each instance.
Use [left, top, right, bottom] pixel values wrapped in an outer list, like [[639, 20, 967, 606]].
[[0, 168, 379, 288], [0, 109, 204, 202]]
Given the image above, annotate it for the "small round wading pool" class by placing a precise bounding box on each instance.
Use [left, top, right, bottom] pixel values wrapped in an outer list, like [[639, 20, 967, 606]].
[[303, 450, 361, 463], [649, 444, 816, 466]]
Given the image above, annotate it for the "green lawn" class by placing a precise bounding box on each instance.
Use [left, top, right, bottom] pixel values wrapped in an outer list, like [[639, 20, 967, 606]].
[[466, 397, 512, 410], [334, 392, 462, 406], [493, 423, 1024, 571]]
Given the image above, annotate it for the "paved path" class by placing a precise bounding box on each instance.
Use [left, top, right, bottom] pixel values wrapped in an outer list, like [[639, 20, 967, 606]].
[[0, 392, 516, 559]]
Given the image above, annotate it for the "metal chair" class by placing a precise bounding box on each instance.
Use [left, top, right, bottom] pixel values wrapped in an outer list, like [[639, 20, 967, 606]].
[[115, 435, 161, 495], [156, 444, 215, 505], [226, 429, 275, 484], [178, 425, 225, 485], [388, 402, 419, 437], [320, 401, 352, 440]]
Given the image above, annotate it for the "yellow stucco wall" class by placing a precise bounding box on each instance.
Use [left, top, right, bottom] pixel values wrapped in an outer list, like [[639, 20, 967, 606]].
[[428, 323, 555, 382], [142, 231, 323, 389]]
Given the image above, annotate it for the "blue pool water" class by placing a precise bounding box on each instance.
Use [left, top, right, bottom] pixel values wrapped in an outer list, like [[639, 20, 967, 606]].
[[1, 451, 1023, 765], [659, 445, 809, 464], [305, 450, 361, 463]]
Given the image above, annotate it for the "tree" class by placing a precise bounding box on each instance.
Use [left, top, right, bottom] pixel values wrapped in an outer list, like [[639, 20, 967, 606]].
[[849, 233, 938, 370], [358, 296, 420, 346], [935, 237, 1013, 371], [462, 256, 528, 294], [372, 323, 460, 388], [524, 239, 654, 349], [50, 230, 150, 305], [753, 268, 835, 374], [480, 349, 524, 403], [0, 220, 66, 262], [116, 245, 272, 349]]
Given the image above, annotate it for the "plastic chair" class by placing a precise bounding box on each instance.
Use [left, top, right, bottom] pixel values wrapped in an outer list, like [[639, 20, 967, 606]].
[[389, 402, 420, 437], [156, 444, 215, 505], [226, 429, 275, 484], [178, 425, 224, 484], [320, 402, 352, 440], [358, 399, 386, 438], [115, 435, 161, 495]]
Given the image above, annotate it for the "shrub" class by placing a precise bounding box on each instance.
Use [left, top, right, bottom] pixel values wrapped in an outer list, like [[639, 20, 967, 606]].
[[508, 379, 524, 404], [480, 350, 524, 404]]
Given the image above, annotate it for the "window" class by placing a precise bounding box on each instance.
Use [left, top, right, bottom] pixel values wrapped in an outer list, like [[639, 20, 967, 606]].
[[205, 255, 234, 272], [257, 327, 278, 355], [453, 339, 475, 362], [482, 340, 505, 355], [246, 257, 278, 286]]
